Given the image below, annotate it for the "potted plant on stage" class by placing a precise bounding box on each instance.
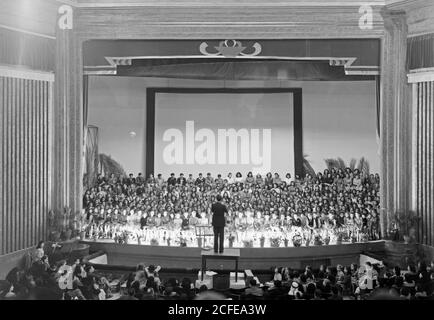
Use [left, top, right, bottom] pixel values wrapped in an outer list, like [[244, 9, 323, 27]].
[[63, 207, 73, 241], [228, 234, 235, 248], [335, 231, 344, 245], [74, 210, 87, 241], [270, 237, 281, 248], [283, 234, 289, 247], [351, 235, 357, 243], [243, 240, 253, 248], [179, 231, 187, 247], [360, 232, 369, 243], [292, 234, 302, 247], [390, 210, 421, 244], [79, 223, 87, 241], [260, 235, 266, 248], [324, 233, 331, 245], [314, 235, 323, 246], [48, 210, 62, 242], [305, 235, 311, 247]]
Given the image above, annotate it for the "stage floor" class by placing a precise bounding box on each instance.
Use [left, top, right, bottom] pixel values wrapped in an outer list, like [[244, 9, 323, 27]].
[[81, 240, 386, 270]]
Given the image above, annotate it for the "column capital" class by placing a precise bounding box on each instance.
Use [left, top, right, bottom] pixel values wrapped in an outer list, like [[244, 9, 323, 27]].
[[380, 8, 407, 32]]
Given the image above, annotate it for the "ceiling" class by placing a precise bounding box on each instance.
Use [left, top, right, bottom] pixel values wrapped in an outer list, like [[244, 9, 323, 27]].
[[64, 0, 389, 7], [0, 0, 420, 39]]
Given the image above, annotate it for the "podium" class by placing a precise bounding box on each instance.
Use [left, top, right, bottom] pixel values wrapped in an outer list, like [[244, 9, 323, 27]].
[[201, 249, 240, 282]]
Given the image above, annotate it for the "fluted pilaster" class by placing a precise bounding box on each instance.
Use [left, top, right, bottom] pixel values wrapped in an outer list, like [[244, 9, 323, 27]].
[[53, 7, 83, 216], [380, 9, 412, 236]]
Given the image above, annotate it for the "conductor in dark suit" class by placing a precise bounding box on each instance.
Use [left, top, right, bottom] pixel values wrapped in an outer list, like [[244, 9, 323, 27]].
[[211, 194, 227, 253]]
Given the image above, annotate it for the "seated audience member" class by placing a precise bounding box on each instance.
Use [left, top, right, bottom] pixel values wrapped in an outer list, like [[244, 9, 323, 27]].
[[179, 277, 195, 300], [198, 284, 208, 294], [425, 273, 434, 297], [163, 278, 180, 299], [303, 283, 316, 300], [145, 265, 161, 279], [65, 281, 86, 300], [134, 264, 147, 290], [244, 279, 263, 297], [142, 276, 158, 300], [267, 280, 287, 299], [273, 267, 282, 282], [29, 255, 50, 281], [0, 282, 16, 300], [399, 286, 413, 300], [287, 281, 302, 300], [33, 241, 45, 262], [329, 285, 343, 300], [91, 282, 106, 300], [417, 261, 430, 287]]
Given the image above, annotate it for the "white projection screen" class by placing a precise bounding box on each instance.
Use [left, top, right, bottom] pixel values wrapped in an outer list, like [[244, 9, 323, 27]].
[[151, 89, 299, 177]]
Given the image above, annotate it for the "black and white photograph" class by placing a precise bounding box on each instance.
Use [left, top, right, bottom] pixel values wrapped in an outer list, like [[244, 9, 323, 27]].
[[0, 0, 434, 313]]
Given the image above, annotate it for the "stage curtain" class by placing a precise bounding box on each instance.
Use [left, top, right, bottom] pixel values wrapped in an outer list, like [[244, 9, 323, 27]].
[[407, 34, 434, 70], [82, 75, 88, 186], [82, 76, 99, 189], [117, 60, 374, 81], [83, 75, 89, 129], [85, 126, 99, 189], [0, 28, 55, 71]]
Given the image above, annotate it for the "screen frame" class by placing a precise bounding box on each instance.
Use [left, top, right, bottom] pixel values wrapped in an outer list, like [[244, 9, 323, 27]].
[[146, 87, 303, 178]]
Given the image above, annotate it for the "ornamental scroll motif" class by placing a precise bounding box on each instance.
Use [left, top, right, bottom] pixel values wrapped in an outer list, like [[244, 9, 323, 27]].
[[199, 40, 262, 58]]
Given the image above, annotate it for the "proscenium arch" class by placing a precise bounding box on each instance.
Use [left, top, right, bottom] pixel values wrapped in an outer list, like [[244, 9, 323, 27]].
[[53, 1, 408, 240]]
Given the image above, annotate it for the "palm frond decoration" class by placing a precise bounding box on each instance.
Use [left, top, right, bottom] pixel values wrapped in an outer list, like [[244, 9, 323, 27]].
[[357, 157, 370, 176], [324, 158, 340, 170], [98, 153, 127, 178], [303, 154, 316, 177], [337, 157, 347, 170], [349, 158, 357, 171], [324, 157, 371, 175]]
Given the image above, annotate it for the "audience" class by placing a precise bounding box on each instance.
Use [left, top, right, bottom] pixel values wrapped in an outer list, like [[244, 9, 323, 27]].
[[2, 243, 434, 300], [244, 279, 264, 297]]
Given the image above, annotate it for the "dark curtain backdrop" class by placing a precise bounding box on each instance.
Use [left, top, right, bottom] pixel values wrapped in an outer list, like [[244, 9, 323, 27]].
[[84, 39, 381, 67], [407, 34, 434, 70], [117, 60, 374, 81]]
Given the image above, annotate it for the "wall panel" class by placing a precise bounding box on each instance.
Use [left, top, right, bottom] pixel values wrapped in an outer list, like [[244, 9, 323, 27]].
[[413, 80, 434, 246], [0, 75, 53, 255]]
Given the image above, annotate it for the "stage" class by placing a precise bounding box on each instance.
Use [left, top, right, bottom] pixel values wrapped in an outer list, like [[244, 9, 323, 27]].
[[81, 240, 386, 270]]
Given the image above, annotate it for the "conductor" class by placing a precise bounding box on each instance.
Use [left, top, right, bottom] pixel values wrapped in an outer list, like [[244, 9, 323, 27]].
[[211, 194, 227, 254]]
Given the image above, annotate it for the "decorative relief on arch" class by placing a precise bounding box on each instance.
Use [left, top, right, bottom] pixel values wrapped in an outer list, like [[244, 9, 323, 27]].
[[199, 40, 262, 58]]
